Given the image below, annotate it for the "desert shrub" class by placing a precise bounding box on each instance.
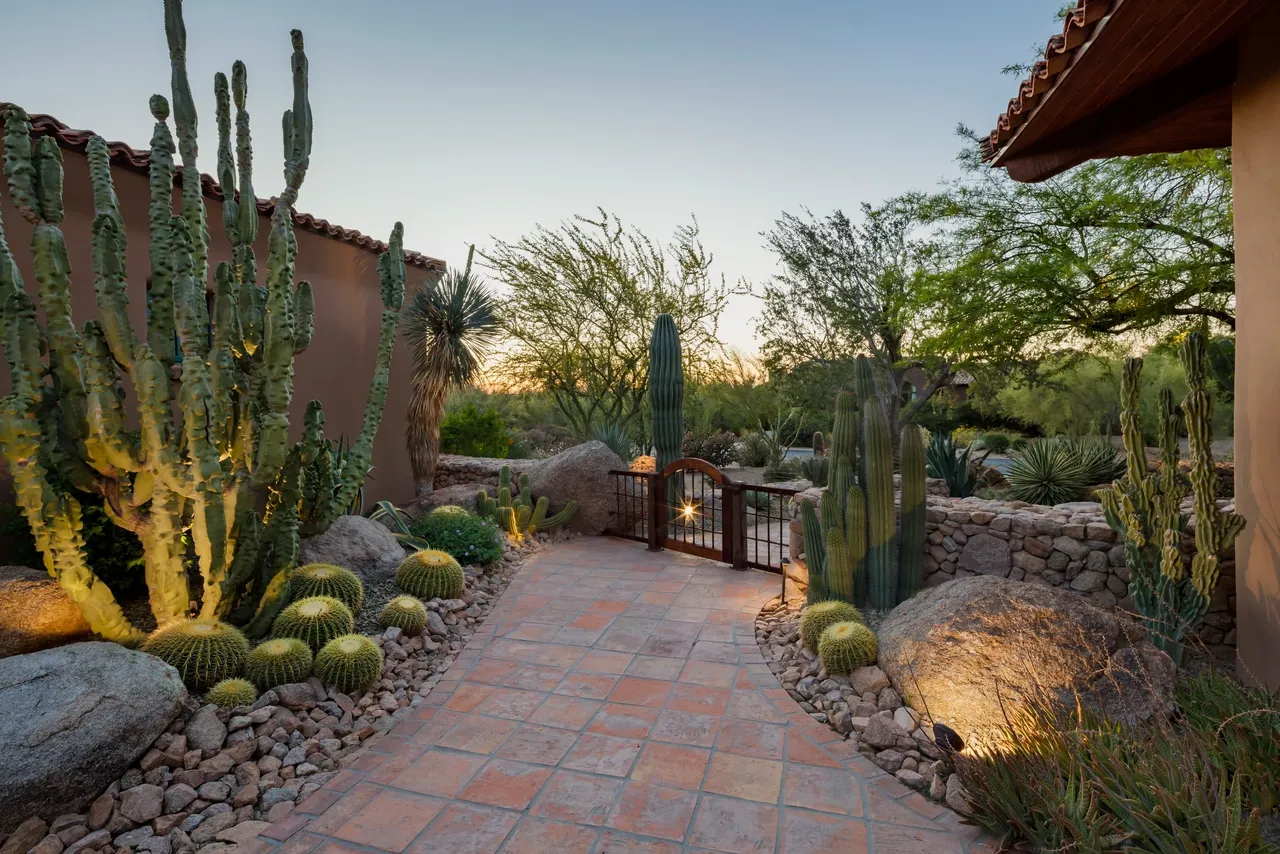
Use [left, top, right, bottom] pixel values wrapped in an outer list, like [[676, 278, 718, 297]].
[[1051, 435, 1126, 485], [439, 403, 511, 458], [734, 432, 772, 467], [954, 672, 1280, 853], [509, 424, 578, 459], [410, 509, 505, 565], [925, 431, 976, 498], [592, 422, 638, 461], [977, 432, 1013, 454], [1006, 440, 1089, 506], [683, 430, 738, 467], [0, 495, 148, 594]]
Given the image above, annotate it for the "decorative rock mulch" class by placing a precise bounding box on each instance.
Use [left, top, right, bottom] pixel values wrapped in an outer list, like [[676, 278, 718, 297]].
[[754, 595, 972, 815], [0, 535, 573, 854]]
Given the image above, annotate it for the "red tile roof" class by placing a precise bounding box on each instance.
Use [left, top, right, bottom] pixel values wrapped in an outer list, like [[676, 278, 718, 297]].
[[980, 0, 1112, 161], [0, 104, 445, 273]]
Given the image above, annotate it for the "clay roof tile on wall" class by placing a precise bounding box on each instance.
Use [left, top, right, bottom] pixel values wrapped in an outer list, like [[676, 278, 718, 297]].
[[0, 104, 445, 273], [981, 0, 1112, 161]]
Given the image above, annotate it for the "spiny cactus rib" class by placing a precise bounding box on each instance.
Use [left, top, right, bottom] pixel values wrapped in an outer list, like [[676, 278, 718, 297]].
[[207, 677, 258, 708], [142, 619, 251, 691], [862, 398, 896, 610], [245, 637, 313, 689], [314, 634, 383, 694], [0, 0, 401, 644], [818, 621, 878, 675], [799, 600, 863, 651], [396, 550, 466, 600], [378, 595, 429, 636], [272, 595, 355, 651]]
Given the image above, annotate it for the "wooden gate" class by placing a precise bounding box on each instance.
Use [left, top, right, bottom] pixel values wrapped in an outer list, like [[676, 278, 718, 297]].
[[607, 458, 798, 573]]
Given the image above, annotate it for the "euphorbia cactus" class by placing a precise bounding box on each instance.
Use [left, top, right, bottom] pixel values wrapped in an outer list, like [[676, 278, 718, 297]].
[[0, 0, 403, 644]]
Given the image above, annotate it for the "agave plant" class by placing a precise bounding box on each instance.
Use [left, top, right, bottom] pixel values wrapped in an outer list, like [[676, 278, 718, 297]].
[[926, 430, 976, 498], [1006, 440, 1089, 506], [366, 501, 428, 550], [592, 422, 638, 461], [404, 245, 502, 495]]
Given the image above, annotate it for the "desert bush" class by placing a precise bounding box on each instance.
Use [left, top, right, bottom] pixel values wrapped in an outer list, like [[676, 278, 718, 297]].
[[1006, 440, 1090, 506], [409, 508, 505, 565], [593, 422, 639, 461], [734, 432, 773, 467], [926, 431, 976, 498], [683, 430, 738, 467], [509, 424, 578, 459], [977, 432, 1013, 454], [1055, 435, 1127, 484], [439, 403, 511, 458]]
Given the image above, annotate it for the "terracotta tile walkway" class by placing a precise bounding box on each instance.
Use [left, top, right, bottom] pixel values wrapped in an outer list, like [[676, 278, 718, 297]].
[[255, 538, 995, 854]]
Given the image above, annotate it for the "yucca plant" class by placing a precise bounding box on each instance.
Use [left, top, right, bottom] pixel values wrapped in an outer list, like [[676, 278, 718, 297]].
[[1053, 435, 1126, 485], [1006, 440, 1090, 506], [925, 430, 975, 498], [403, 245, 501, 495], [592, 422, 638, 461]]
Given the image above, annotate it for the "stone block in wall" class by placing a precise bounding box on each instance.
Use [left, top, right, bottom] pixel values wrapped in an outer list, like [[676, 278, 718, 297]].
[[1053, 537, 1092, 561], [1011, 551, 1047, 574], [957, 533, 1011, 577], [1023, 536, 1052, 558]]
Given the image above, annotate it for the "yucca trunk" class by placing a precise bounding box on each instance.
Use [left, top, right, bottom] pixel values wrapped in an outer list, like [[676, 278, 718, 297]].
[[407, 372, 449, 495]]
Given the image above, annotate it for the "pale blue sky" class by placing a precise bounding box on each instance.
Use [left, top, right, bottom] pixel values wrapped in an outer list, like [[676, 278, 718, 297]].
[[3, 0, 1061, 351]]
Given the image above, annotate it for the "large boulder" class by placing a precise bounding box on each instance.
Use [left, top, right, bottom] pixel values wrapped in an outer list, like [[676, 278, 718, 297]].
[[298, 514, 406, 583], [0, 642, 187, 832], [524, 441, 625, 535], [401, 483, 488, 518], [0, 566, 92, 659], [877, 575, 1175, 751]]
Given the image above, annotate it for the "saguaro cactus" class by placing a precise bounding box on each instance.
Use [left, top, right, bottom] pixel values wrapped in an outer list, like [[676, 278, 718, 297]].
[[0, 0, 403, 644], [648, 314, 684, 473], [1098, 332, 1243, 664]]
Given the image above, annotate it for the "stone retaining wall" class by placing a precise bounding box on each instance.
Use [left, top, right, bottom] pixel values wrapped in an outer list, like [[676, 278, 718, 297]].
[[432, 454, 533, 490], [788, 484, 1236, 662]]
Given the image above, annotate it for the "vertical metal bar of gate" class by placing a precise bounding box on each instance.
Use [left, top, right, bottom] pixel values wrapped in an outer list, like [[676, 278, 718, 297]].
[[645, 471, 662, 552]]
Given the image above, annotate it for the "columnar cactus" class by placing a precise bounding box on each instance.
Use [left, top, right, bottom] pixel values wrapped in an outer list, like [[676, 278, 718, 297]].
[[476, 465, 576, 540], [897, 423, 926, 601], [648, 314, 685, 473], [0, 0, 403, 643], [1098, 332, 1244, 664], [862, 398, 897, 610]]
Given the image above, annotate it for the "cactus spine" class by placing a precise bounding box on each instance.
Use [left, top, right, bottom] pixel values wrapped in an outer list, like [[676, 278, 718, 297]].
[[1098, 332, 1244, 664], [476, 465, 576, 540], [862, 398, 896, 610], [0, 0, 403, 644], [897, 424, 926, 601]]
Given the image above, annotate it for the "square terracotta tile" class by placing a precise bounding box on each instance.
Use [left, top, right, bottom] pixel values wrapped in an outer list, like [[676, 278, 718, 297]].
[[726, 691, 787, 723], [594, 832, 682, 854], [500, 817, 598, 854], [530, 770, 623, 826], [444, 683, 495, 713], [629, 742, 710, 790], [678, 660, 738, 688], [540, 643, 589, 668], [704, 753, 784, 803], [784, 735, 843, 769], [647, 581, 684, 593], [637, 591, 677, 605], [622, 603, 670, 619], [689, 796, 779, 854], [717, 718, 786, 759], [569, 612, 614, 630], [466, 659, 521, 685], [595, 629, 650, 653], [305, 783, 381, 835], [689, 640, 738, 663], [332, 788, 445, 852], [636, 636, 693, 659], [664, 606, 709, 623], [697, 624, 735, 643], [554, 626, 605, 646], [869, 823, 964, 854], [605, 782, 698, 842], [528, 695, 602, 730], [780, 809, 868, 854], [504, 622, 562, 642], [553, 672, 618, 700], [587, 703, 660, 738], [474, 687, 546, 721], [588, 599, 631, 614], [576, 650, 634, 674], [560, 732, 643, 776], [649, 710, 720, 747], [626, 656, 685, 681], [436, 715, 518, 755], [458, 759, 553, 810], [391, 748, 488, 798], [495, 723, 579, 765], [405, 803, 517, 854], [503, 664, 567, 692], [783, 765, 863, 816], [667, 683, 730, 715], [607, 677, 673, 708]]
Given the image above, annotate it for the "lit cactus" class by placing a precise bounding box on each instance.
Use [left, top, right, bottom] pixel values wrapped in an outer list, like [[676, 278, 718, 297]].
[[897, 423, 926, 601], [245, 637, 313, 689], [290, 564, 364, 613], [818, 621, 878, 674], [141, 619, 251, 691], [0, 0, 404, 644], [799, 600, 863, 651], [207, 677, 258, 708], [272, 595, 355, 651], [395, 549, 466, 600], [799, 500, 828, 604], [314, 634, 383, 694], [378, 595, 429, 635], [1099, 332, 1244, 664], [861, 398, 897, 610], [476, 465, 576, 540]]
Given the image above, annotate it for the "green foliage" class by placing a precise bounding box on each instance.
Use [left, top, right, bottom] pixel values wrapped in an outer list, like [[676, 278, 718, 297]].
[[953, 673, 1280, 853], [290, 564, 364, 613], [378, 595, 429, 635], [0, 493, 148, 594], [395, 549, 465, 600], [409, 508, 504, 565], [817, 621, 878, 675], [366, 501, 429, 551], [733, 432, 772, 467], [272, 596, 355, 652], [683, 430, 738, 467], [439, 403, 511, 458], [141, 619, 251, 691], [592, 422, 639, 462], [476, 465, 577, 539], [799, 601, 863, 650], [977, 432, 1012, 454], [313, 634, 383, 694], [926, 430, 975, 498], [245, 637, 313, 689], [1006, 440, 1090, 506], [206, 677, 257, 708], [791, 454, 829, 487], [0, 3, 402, 645], [508, 424, 578, 459], [1053, 435, 1127, 484]]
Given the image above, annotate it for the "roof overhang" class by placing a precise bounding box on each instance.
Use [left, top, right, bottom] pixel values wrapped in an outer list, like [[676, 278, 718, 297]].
[[983, 0, 1271, 183]]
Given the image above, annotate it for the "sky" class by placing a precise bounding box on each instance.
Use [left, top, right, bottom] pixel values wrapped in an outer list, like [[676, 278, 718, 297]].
[[2, 0, 1063, 353]]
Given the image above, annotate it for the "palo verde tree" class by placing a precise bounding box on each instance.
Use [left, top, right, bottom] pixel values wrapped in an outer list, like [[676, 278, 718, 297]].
[[483, 209, 742, 441], [0, 0, 403, 643]]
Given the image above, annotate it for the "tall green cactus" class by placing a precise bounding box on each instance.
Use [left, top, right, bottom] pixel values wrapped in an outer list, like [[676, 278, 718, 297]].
[[648, 313, 684, 519], [862, 397, 897, 610], [0, 0, 402, 644], [898, 423, 926, 601], [476, 465, 577, 541], [1098, 332, 1244, 664]]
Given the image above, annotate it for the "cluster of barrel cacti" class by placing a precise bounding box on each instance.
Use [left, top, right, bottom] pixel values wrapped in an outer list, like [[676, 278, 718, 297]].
[[0, 0, 402, 645], [476, 465, 577, 540], [798, 356, 926, 611], [1098, 332, 1244, 665]]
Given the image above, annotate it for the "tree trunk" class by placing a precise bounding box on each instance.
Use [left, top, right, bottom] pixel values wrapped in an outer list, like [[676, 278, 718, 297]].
[[407, 375, 448, 495]]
